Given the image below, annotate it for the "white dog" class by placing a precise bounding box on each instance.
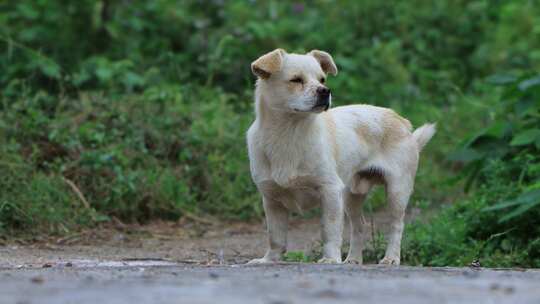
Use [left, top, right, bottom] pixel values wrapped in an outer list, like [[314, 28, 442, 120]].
[[247, 49, 435, 265]]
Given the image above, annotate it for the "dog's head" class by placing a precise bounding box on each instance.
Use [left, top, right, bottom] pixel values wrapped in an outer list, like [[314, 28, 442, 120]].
[[251, 49, 338, 113]]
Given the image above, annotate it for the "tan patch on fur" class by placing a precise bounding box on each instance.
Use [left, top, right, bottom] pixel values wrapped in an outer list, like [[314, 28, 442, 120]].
[[354, 123, 376, 147], [353, 109, 412, 151], [287, 80, 304, 93], [255, 92, 270, 124], [322, 112, 339, 161], [381, 110, 412, 150]]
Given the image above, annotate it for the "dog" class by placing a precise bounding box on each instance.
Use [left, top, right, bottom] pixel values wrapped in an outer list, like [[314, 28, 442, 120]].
[[246, 49, 435, 264]]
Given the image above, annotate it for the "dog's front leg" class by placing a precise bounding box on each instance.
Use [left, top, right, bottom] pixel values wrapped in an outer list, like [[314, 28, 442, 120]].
[[248, 196, 288, 264], [318, 185, 344, 263]]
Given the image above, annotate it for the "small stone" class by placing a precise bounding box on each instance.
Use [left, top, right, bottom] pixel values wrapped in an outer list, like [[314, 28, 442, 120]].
[[490, 283, 515, 294], [313, 289, 341, 299], [297, 281, 312, 288], [503, 286, 515, 294], [462, 270, 479, 278], [490, 283, 501, 290], [31, 276, 44, 284], [267, 300, 290, 304]]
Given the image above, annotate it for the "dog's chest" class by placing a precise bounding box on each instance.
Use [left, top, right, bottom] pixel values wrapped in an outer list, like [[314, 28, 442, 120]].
[[263, 132, 322, 189], [258, 149, 322, 212]]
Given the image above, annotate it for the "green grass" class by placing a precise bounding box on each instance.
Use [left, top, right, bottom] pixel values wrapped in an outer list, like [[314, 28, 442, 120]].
[[282, 251, 318, 263]]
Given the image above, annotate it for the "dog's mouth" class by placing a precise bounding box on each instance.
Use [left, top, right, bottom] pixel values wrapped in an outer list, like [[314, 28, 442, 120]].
[[292, 101, 330, 113], [312, 104, 329, 112], [293, 106, 328, 113], [312, 100, 330, 112]]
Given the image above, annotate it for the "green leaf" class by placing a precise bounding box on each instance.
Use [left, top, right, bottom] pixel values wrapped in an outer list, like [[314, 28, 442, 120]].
[[483, 189, 540, 222], [39, 60, 61, 79], [72, 70, 91, 86], [510, 129, 540, 146], [484, 122, 511, 139], [486, 73, 517, 85], [484, 189, 540, 211], [96, 66, 113, 82], [94, 214, 111, 222], [515, 98, 537, 118], [518, 75, 540, 91], [483, 199, 525, 212], [447, 148, 483, 163], [499, 199, 540, 223], [17, 3, 39, 19], [123, 72, 145, 89]]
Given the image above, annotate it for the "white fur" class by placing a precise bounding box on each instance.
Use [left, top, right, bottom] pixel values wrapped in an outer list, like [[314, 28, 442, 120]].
[[247, 49, 436, 265]]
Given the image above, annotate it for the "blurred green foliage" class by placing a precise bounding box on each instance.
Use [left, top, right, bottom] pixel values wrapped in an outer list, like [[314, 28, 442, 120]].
[[0, 0, 539, 267], [403, 73, 540, 268]]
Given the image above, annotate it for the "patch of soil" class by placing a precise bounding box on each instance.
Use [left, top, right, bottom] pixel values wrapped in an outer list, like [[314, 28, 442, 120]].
[[0, 208, 420, 268]]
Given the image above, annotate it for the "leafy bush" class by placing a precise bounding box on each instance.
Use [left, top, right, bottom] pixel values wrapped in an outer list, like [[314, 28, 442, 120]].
[[403, 73, 540, 267], [0, 86, 258, 235], [0, 151, 98, 234]]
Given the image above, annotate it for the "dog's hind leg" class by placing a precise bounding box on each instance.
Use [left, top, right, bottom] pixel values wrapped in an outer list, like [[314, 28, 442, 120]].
[[379, 173, 414, 266], [344, 191, 367, 264]]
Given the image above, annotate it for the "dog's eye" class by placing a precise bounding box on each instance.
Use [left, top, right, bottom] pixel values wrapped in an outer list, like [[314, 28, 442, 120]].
[[290, 77, 303, 84], [320, 77, 326, 84]]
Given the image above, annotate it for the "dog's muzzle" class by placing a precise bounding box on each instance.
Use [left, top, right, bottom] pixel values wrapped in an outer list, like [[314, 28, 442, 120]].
[[315, 87, 331, 111]]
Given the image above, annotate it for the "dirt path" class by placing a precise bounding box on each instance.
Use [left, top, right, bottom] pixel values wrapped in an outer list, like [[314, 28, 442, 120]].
[[1, 218, 318, 267], [1, 209, 407, 267]]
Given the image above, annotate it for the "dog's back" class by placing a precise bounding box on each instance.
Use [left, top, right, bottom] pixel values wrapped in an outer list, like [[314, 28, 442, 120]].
[[329, 104, 418, 152]]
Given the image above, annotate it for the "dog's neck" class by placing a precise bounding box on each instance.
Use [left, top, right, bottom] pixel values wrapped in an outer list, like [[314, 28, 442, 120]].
[[254, 89, 320, 135]]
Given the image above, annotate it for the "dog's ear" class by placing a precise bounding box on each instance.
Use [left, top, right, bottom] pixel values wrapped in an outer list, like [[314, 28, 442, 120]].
[[308, 50, 338, 76], [251, 49, 286, 79]]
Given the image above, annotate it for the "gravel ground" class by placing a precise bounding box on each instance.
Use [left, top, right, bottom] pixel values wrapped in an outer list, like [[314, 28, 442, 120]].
[[1, 262, 540, 304]]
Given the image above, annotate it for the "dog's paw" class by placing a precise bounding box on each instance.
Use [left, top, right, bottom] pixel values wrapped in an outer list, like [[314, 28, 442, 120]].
[[317, 257, 341, 264], [343, 257, 363, 265], [246, 257, 275, 265], [379, 256, 400, 266]]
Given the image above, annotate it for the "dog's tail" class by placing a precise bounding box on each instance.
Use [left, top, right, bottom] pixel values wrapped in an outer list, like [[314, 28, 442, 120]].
[[412, 123, 436, 151]]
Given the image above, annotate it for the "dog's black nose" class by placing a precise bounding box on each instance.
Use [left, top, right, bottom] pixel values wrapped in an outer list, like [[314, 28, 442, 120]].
[[317, 87, 330, 97], [315, 87, 331, 111]]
